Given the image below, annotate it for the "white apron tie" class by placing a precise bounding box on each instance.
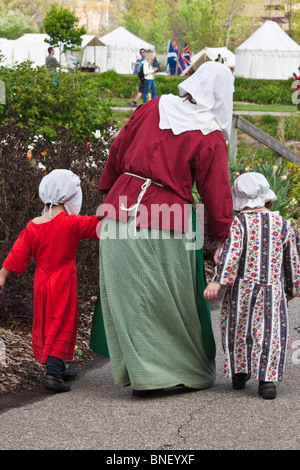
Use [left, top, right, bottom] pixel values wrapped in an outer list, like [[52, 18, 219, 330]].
[[120, 172, 163, 236]]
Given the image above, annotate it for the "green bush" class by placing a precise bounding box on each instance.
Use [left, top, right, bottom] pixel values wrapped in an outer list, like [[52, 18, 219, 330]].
[[0, 62, 116, 140], [81, 70, 185, 99], [229, 157, 299, 221], [233, 77, 294, 105], [84, 72, 294, 104]]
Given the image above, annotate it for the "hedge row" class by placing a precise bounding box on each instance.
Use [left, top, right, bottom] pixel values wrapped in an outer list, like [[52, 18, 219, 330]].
[[83, 70, 296, 105], [0, 65, 295, 144]]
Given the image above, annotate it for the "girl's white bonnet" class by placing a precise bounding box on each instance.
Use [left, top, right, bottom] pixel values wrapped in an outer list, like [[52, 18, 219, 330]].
[[233, 172, 277, 211], [39, 169, 82, 217]]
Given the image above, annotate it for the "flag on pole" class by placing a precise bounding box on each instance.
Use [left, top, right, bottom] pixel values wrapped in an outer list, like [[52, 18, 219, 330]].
[[183, 41, 191, 66], [172, 41, 186, 75], [167, 40, 177, 75]]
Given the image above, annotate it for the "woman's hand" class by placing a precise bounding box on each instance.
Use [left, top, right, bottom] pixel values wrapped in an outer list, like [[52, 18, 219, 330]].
[[203, 282, 221, 301]]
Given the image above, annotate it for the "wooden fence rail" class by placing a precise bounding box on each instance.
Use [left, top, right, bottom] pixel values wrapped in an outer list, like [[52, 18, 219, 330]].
[[229, 114, 300, 166]]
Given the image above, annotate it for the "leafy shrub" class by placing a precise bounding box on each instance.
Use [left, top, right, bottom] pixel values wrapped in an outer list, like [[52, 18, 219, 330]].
[[233, 77, 294, 105], [0, 62, 116, 140], [229, 159, 299, 221], [0, 118, 114, 324]]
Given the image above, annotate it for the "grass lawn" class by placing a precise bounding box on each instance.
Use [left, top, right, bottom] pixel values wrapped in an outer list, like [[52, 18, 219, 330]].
[[233, 103, 296, 113], [102, 97, 297, 113]]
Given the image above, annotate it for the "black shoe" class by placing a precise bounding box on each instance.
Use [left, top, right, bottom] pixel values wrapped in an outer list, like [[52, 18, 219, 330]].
[[232, 373, 251, 390], [128, 101, 137, 107], [258, 381, 276, 399], [131, 388, 163, 398], [44, 375, 71, 393], [61, 368, 78, 381]]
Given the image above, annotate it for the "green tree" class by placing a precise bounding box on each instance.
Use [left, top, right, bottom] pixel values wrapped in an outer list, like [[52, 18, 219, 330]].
[[0, 9, 38, 39], [43, 4, 86, 60], [171, 0, 219, 52], [0, 0, 56, 31]]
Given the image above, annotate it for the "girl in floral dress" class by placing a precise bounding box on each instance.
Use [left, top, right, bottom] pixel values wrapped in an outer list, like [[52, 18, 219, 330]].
[[204, 172, 300, 399]]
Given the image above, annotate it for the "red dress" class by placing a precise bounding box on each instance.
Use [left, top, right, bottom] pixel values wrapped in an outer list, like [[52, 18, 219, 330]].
[[3, 212, 99, 364]]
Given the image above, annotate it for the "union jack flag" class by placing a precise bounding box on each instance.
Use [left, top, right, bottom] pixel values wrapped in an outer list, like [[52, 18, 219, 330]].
[[172, 41, 186, 74], [183, 41, 191, 66]]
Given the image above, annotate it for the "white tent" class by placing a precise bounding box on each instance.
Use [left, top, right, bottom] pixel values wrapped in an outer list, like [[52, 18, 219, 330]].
[[0, 34, 108, 70], [12, 34, 55, 67], [100, 26, 154, 74], [235, 20, 300, 79], [0, 38, 15, 66], [182, 46, 235, 75], [81, 35, 108, 72]]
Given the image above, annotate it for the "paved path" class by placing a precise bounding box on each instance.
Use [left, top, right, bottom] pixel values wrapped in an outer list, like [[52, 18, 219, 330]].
[[0, 297, 299, 451]]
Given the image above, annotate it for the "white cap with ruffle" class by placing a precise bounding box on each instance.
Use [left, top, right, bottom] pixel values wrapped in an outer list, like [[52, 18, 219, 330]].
[[233, 172, 277, 211], [39, 169, 82, 218]]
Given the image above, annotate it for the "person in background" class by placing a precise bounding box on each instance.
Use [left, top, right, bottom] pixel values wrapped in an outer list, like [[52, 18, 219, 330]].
[[204, 172, 300, 400], [142, 50, 158, 103], [46, 47, 59, 72], [128, 48, 147, 108], [215, 53, 224, 63], [293, 66, 300, 114]]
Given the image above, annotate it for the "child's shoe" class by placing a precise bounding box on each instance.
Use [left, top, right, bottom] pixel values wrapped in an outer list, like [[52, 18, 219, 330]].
[[61, 368, 78, 381], [258, 381, 276, 399], [44, 375, 71, 393], [232, 373, 251, 390]]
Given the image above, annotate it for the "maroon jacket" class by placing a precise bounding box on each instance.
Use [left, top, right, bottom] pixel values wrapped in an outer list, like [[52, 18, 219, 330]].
[[98, 97, 233, 241]]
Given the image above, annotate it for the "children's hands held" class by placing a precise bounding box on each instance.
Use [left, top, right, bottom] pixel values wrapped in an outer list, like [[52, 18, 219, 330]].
[[214, 241, 223, 264], [203, 282, 221, 301], [0, 268, 10, 293], [0, 275, 5, 292]]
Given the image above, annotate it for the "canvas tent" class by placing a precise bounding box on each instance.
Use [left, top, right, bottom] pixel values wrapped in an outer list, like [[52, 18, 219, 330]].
[[0, 38, 15, 66], [13, 34, 55, 67], [181, 46, 235, 75], [235, 20, 300, 79], [0, 34, 62, 67], [0, 34, 108, 70], [100, 26, 154, 74], [81, 35, 108, 72]]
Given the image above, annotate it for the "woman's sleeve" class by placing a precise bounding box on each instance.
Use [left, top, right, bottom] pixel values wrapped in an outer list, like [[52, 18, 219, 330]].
[[99, 105, 144, 194], [195, 134, 233, 241], [2, 229, 32, 275], [282, 223, 300, 298], [212, 216, 244, 285]]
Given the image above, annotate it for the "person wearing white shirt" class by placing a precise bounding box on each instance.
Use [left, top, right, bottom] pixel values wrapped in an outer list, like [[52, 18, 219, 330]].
[[142, 51, 158, 103]]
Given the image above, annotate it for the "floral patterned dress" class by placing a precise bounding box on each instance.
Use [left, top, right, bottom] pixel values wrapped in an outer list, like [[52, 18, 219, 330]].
[[213, 210, 300, 383]]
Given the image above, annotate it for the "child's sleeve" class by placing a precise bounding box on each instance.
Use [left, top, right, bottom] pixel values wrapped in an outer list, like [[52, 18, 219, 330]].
[[71, 215, 100, 240], [2, 229, 32, 275], [282, 224, 300, 298], [212, 216, 244, 285]]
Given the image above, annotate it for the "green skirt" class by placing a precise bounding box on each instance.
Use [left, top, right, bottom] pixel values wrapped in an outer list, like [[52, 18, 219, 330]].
[[90, 208, 216, 390]]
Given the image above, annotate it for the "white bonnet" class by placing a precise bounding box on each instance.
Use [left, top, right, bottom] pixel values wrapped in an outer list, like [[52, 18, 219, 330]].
[[233, 172, 277, 211], [159, 61, 234, 140], [39, 169, 82, 217]]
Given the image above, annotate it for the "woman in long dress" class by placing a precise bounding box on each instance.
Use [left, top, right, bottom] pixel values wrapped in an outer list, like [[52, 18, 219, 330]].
[[90, 62, 235, 397]]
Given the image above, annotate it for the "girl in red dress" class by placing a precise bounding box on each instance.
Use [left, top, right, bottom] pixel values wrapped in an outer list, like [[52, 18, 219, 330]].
[[0, 169, 99, 392]]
